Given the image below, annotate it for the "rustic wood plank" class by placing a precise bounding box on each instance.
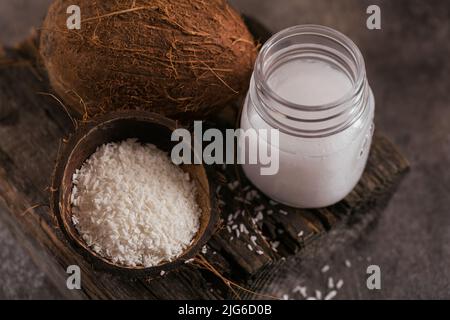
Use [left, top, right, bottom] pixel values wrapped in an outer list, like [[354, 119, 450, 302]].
[[0, 18, 409, 299], [0, 44, 225, 300]]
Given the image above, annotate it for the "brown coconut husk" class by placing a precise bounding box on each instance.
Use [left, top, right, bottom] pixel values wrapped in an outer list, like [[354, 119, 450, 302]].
[[40, 0, 257, 120]]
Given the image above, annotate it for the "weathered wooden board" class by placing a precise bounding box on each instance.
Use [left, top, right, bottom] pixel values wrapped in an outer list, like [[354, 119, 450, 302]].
[[0, 19, 409, 299]]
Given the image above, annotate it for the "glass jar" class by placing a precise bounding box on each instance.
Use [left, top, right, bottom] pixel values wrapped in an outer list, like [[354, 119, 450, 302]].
[[240, 25, 375, 208]]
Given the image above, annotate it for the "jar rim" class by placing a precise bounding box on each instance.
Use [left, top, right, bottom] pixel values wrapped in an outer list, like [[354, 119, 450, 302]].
[[254, 24, 367, 112]]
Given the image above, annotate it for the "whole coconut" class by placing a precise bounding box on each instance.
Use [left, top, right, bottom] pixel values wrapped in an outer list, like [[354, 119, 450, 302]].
[[40, 0, 257, 119]]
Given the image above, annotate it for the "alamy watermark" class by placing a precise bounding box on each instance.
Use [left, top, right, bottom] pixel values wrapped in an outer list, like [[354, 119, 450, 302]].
[[366, 264, 381, 290], [66, 265, 81, 290], [171, 121, 280, 176], [66, 5, 81, 30], [66, 4, 382, 32], [367, 5, 381, 30]]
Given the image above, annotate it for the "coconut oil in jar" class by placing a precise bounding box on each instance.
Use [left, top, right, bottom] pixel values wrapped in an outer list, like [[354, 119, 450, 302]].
[[241, 25, 375, 208]]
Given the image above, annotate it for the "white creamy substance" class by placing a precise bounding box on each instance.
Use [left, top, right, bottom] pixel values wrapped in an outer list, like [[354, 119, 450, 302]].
[[241, 58, 375, 208], [268, 59, 353, 106]]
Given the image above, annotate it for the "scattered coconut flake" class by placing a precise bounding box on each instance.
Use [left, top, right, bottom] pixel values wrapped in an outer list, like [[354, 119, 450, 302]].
[[245, 190, 259, 202], [328, 277, 335, 289], [255, 211, 264, 221], [336, 279, 344, 289], [240, 224, 249, 234], [298, 231, 304, 238], [293, 285, 308, 298], [279, 209, 288, 215], [201, 245, 208, 254], [315, 290, 322, 300], [160, 270, 166, 276], [321, 265, 330, 273], [254, 204, 265, 212], [325, 290, 337, 300], [345, 259, 352, 268], [256, 250, 264, 255], [72, 216, 79, 225], [234, 196, 250, 204], [271, 241, 280, 252], [282, 294, 289, 300], [228, 180, 239, 191]]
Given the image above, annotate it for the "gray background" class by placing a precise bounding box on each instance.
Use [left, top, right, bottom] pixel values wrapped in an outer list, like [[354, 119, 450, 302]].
[[0, 0, 449, 299]]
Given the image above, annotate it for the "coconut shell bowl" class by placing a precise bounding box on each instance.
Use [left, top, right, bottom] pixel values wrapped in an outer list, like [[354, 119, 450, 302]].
[[51, 110, 219, 278]]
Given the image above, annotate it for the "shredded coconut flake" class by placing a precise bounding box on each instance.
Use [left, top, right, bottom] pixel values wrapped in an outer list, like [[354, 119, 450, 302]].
[[325, 290, 337, 300], [315, 290, 322, 300], [293, 285, 307, 298], [328, 277, 335, 289], [71, 139, 201, 268], [255, 211, 264, 221], [321, 265, 330, 273]]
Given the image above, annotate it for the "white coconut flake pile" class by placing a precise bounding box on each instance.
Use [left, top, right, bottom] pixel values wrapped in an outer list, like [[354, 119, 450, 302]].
[[71, 139, 201, 268]]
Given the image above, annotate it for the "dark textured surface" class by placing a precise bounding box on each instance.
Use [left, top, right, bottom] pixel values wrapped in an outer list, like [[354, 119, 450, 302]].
[[0, 0, 449, 299], [0, 0, 69, 300]]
